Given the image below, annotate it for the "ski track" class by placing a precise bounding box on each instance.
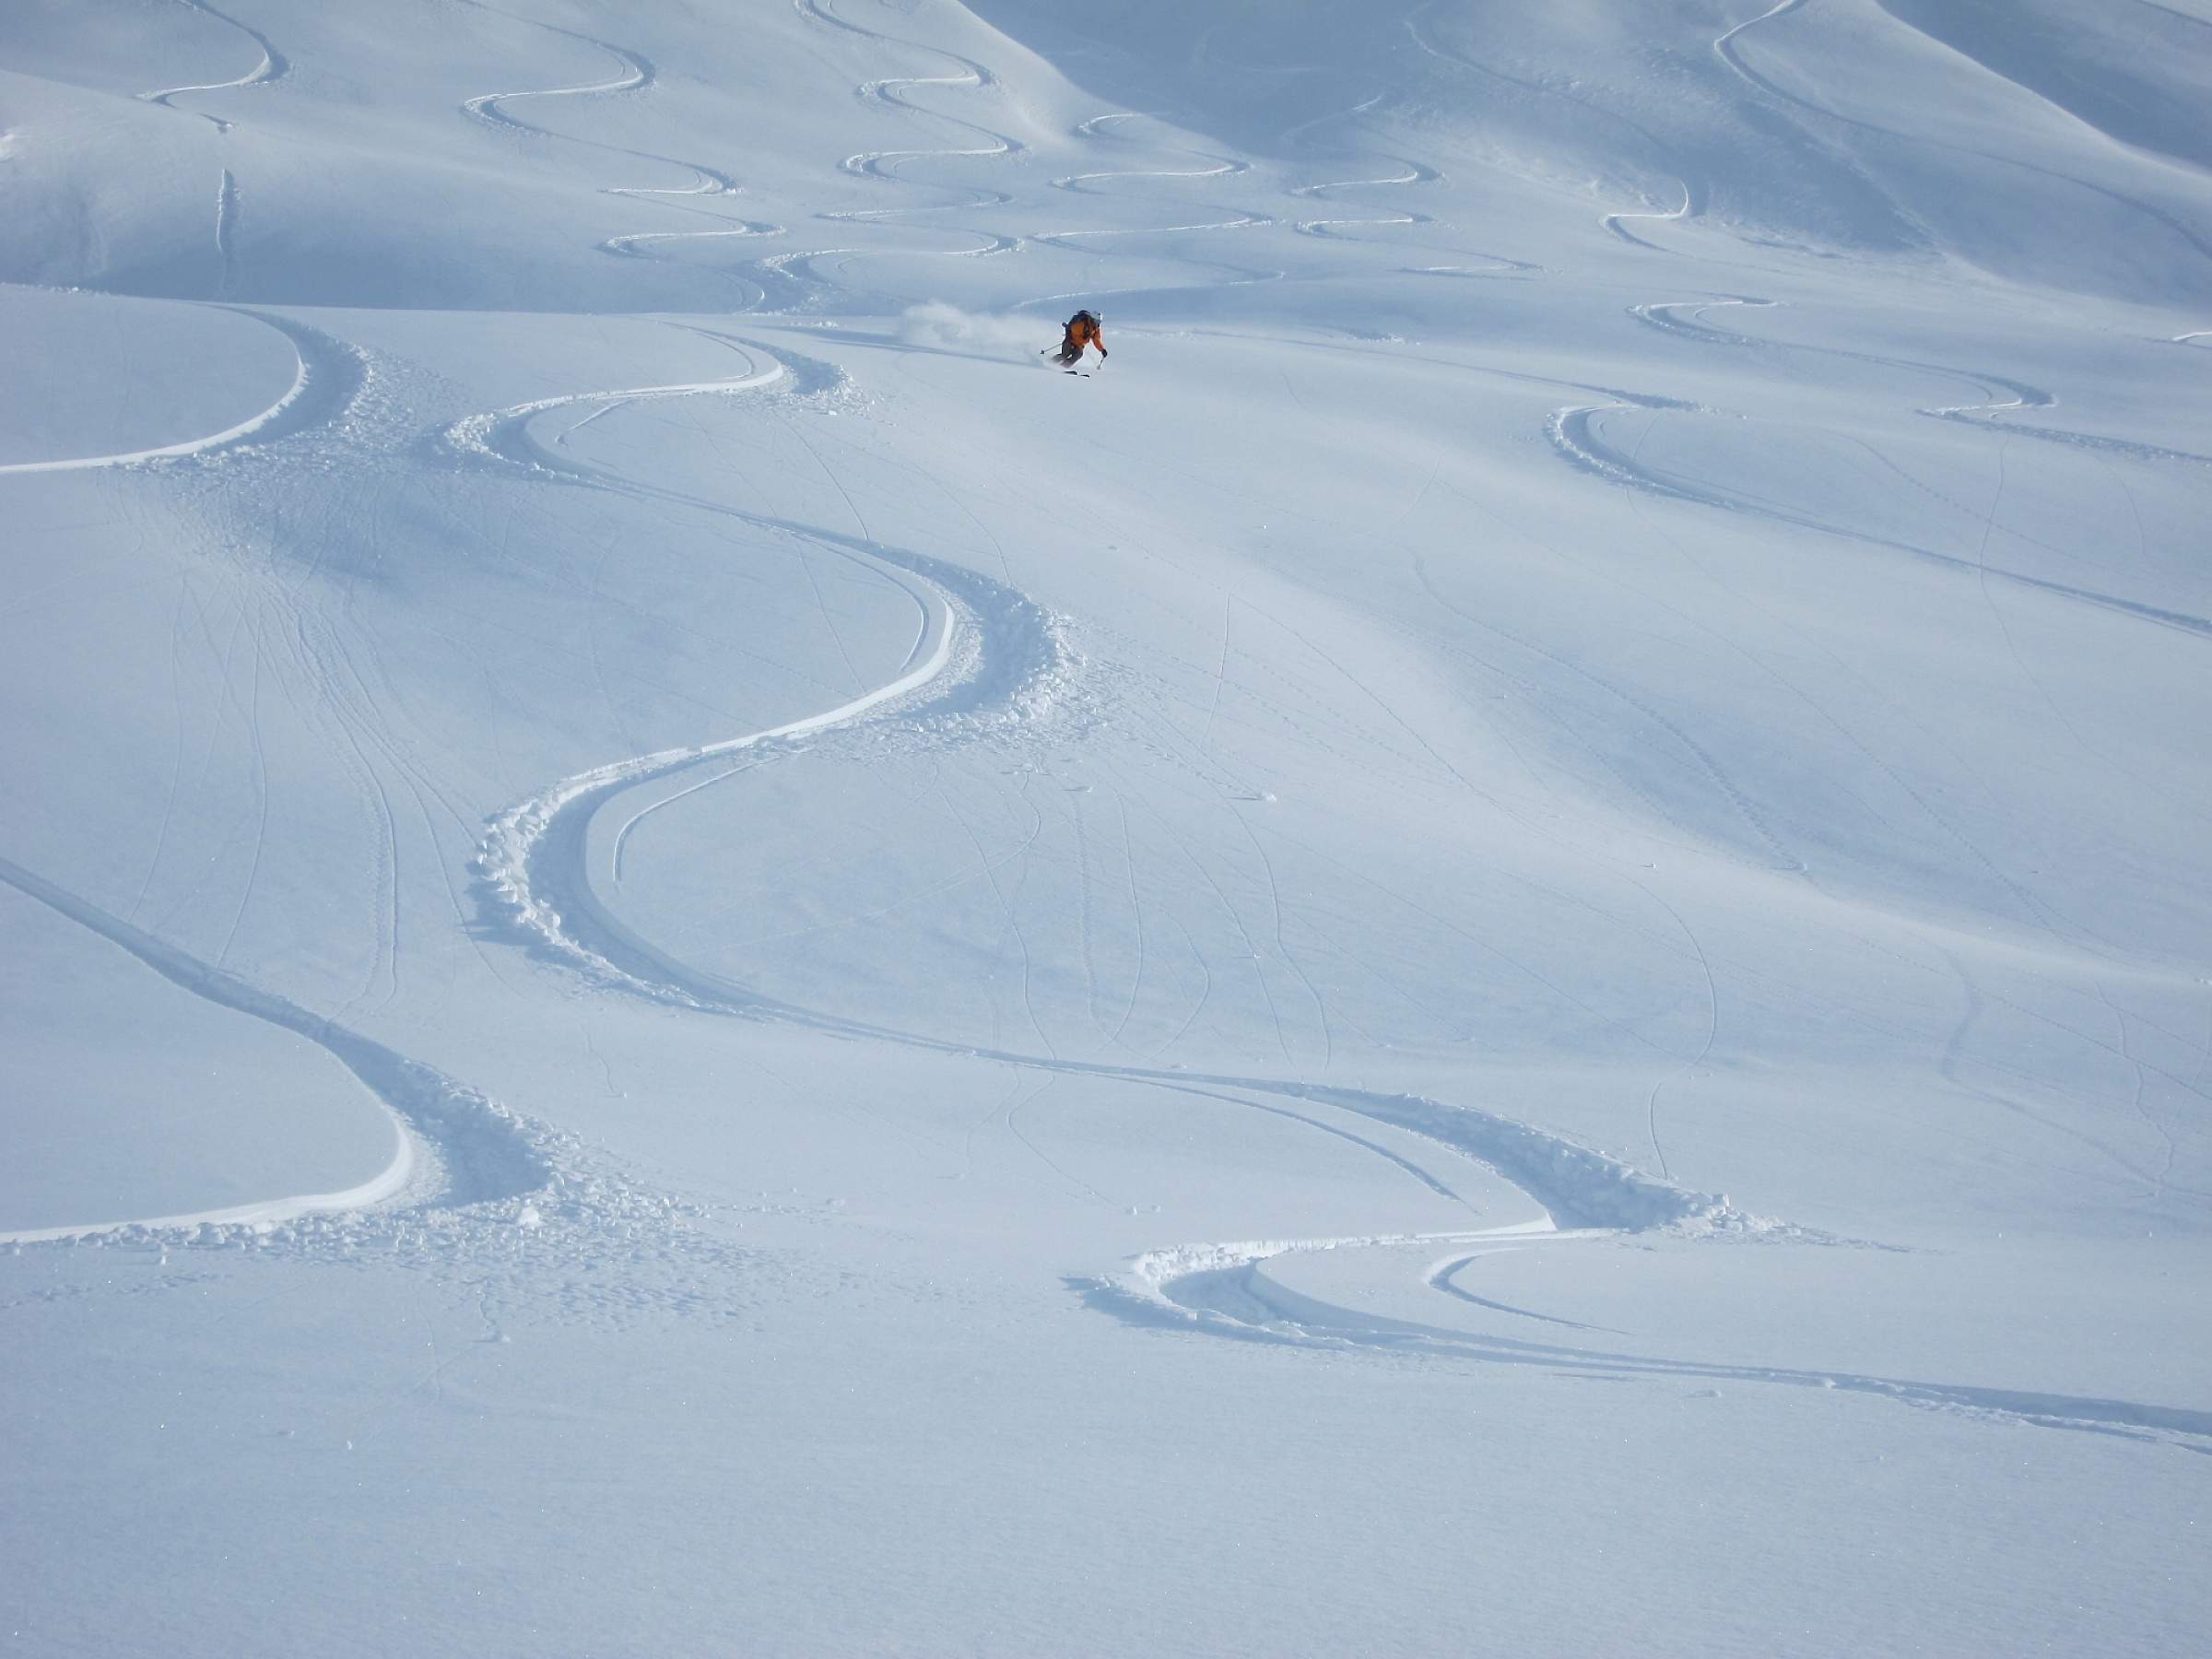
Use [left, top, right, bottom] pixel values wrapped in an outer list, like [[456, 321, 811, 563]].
[[139, 0, 289, 131], [0, 853, 532, 1238], [1603, 181, 1700, 251], [1404, 0, 1702, 250], [1430, 1249, 1633, 1335], [1021, 218, 1288, 314], [1633, 296, 2212, 465], [28, 0, 2208, 1442], [460, 8, 651, 135], [421, 333, 2014, 1443], [723, 0, 1032, 306], [1017, 110, 1300, 308], [801, 0, 1023, 225], [213, 167, 240, 300], [1052, 110, 1250, 199], [1548, 398, 2212, 641], [434, 383, 2164, 1453], [438, 351, 790, 474], [458, 1, 786, 273], [0, 825, 750, 1324], [1550, 300, 2212, 641], [0, 309, 363, 476], [1083, 1229, 2212, 1451], [1404, 254, 1546, 280], [1714, 0, 2212, 268], [1280, 91, 1443, 241], [1712, 0, 1811, 90], [0, 318, 759, 1322]]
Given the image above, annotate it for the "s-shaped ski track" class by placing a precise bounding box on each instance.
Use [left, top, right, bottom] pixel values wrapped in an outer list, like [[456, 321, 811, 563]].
[[458, 2, 782, 276], [140, 0, 289, 131]]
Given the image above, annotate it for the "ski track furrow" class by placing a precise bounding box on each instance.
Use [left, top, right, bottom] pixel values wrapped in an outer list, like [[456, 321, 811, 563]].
[[1405, 1, 1701, 247], [1051, 111, 1250, 199], [1547, 399, 2212, 641], [56, 0, 2195, 1443], [1184, 825, 1296, 1067], [1151, 906, 1217, 1058], [1019, 110, 1318, 306], [449, 346, 1787, 1378], [2100, 985, 2178, 1205], [438, 343, 788, 470], [1056, 162, 1246, 192], [0, 854, 526, 1242], [799, 0, 1023, 234], [1636, 878, 1721, 1183], [942, 774, 1059, 1060], [1596, 463, 2092, 948], [1604, 182, 1698, 250], [0, 310, 363, 477], [1404, 254, 1547, 279], [1297, 215, 1426, 240], [460, 18, 650, 134], [1007, 1082, 1117, 1207], [213, 168, 240, 299], [698, 0, 1039, 303], [1197, 595, 1231, 758], [1431, 1252, 1633, 1335], [1069, 786, 1110, 1040], [1034, 217, 1275, 245], [1278, 94, 1443, 249], [1158, 1083, 1482, 1210], [1088, 1230, 2212, 1449], [0, 838, 744, 1315], [140, 0, 288, 130], [296, 601, 418, 1019], [431, 351, 2141, 1441], [1104, 785, 1149, 1049], [458, 1, 782, 274], [1715, 0, 2212, 266], [5, 324, 750, 1319], [610, 761, 762, 886], [1605, 293, 2212, 769], [1230, 805, 1332, 1069], [1713, 0, 1812, 88], [1413, 552, 1808, 879]]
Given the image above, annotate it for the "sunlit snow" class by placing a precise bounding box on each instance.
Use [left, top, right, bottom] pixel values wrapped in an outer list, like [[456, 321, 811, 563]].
[[4, 0, 2209, 1652]]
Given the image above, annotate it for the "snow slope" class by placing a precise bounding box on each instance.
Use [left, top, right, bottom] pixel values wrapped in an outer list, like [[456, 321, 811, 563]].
[[3, 1, 2208, 1653]]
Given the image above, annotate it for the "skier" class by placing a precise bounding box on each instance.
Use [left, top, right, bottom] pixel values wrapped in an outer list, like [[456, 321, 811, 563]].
[[1046, 309, 1108, 369]]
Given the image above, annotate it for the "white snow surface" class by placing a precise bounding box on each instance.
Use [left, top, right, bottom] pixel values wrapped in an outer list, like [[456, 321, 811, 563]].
[[4, 0, 2210, 1652]]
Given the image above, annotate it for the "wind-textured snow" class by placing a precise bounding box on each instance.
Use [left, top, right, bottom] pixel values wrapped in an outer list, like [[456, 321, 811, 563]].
[[3, 0, 2209, 1653]]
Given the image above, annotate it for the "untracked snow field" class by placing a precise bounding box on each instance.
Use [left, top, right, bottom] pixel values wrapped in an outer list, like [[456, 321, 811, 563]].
[[3, 1, 2210, 1653]]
